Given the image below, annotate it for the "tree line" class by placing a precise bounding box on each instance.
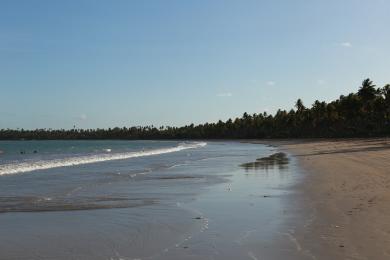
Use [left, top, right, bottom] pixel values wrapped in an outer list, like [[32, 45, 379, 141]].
[[1, 79, 390, 140]]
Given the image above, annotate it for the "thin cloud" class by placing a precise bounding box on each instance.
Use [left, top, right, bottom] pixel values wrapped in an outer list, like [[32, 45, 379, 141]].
[[317, 79, 326, 85], [340, 42, 352, 48], [266, 81, 276, 86], [75, 114, 87, 121], [216, 92, 233, 97]]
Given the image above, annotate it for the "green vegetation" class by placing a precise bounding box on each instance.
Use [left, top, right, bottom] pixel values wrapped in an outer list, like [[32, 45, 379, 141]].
[[2, 79, 390, 140]]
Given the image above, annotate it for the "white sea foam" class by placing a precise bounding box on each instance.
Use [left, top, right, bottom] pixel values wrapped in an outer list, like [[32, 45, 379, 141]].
[[0, 142, 207, 176]]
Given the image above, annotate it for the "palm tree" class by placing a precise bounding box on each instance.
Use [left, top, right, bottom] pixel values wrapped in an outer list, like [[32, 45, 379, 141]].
[[381, 84, 390, 101], [295, 99, 305, 112], [381, 84, 390, 123], [358, 78, 377, 101]]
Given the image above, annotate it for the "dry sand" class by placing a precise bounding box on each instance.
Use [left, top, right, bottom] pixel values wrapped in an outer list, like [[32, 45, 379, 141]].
[[262, 138, 390, 260]]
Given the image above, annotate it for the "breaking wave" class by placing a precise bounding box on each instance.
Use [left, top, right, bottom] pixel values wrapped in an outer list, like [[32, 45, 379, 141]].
[[0, 142, 207, 176]]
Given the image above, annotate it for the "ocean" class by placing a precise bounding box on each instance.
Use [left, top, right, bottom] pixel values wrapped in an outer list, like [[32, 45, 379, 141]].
[[0, 140, 307, 260]]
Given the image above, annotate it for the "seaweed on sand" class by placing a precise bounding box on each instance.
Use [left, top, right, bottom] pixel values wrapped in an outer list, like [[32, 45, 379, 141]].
[[240, 152, 289, 171]]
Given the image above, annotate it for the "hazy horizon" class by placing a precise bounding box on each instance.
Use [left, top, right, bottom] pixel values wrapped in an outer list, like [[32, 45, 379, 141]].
[[1, 0, 390, 129]]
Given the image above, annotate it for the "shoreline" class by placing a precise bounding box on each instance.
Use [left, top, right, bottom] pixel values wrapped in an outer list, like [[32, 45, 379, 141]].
[[0, 141, 301, 260], [2, 139, 389, 259], [255, 138, 390, 260]]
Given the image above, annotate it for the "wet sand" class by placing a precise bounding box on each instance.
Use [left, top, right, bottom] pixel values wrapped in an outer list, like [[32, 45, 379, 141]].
[[259, 138, 390, 260]]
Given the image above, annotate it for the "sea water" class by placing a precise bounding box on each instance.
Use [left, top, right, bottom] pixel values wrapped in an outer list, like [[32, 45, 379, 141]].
[[0, 140, 308, 260]]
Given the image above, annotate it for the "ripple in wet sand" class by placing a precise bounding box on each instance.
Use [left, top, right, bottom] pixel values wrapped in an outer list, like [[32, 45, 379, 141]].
[[0, 196, 156, 213]]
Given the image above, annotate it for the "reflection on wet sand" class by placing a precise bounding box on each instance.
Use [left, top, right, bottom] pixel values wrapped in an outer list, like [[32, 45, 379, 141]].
[[155, 175, 201, 180], [240, 152, 289, 171], [0, 196, 156, 213]]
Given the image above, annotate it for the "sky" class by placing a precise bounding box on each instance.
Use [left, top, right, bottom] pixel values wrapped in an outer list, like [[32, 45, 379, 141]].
[[1, 0, 390, 129]]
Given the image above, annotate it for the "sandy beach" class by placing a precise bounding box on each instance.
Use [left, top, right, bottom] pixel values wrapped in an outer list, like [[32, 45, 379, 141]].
[[261, 138, 390, 260]]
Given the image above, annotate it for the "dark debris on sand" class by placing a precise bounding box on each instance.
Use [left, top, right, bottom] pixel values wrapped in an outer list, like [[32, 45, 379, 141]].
[[240, 152, 289, 171]]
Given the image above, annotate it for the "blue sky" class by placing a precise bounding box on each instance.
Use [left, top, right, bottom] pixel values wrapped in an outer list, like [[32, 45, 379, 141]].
[[1, 0, 389, 129]]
